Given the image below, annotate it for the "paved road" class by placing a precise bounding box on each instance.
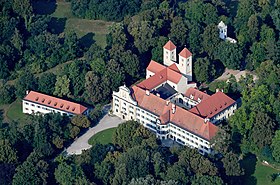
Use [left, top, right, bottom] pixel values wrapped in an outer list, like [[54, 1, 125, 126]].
[[66, 106, 124, 155]]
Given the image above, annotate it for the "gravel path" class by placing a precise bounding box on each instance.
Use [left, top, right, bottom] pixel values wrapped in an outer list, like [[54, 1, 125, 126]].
[[66, 106, 124, 155]]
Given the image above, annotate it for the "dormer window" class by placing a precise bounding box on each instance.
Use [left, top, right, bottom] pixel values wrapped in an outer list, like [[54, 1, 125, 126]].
[[48, 100, 51, 104], [54, 102, 57, 106], [66, 106, 70, 110], [35, 97, 39, 101], [60, 104, 64, 108], [42, 98, 45, 103], [72, 107, 75, 111]]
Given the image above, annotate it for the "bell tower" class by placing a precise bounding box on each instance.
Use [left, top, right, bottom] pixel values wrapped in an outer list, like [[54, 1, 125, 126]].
[[178, 47, 192, 81], [163, 40, 176, 67], [218, 21, 227, 40]]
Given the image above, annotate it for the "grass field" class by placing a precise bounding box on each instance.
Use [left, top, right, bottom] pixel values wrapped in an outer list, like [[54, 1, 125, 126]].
[[242, 155, 280, 185], [33, 0, 114, 48], [88, 128, 117, 145], [6, 100, 27, 123]]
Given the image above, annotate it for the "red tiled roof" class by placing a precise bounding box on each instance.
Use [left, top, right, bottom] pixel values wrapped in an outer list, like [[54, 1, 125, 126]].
[[168, 63, 180, 73], [163, 40, 176, 50], [185, 88, 210, 102], [189, 91, 236, 118], [138, 67, 182, 90], [146, 60, 166, 74], [23, 91, 88, 115], [179, 48, 192, 58], [131, 86, 218, 141]]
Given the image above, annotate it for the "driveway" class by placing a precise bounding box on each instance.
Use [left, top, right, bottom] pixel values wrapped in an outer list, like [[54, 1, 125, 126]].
[[66, 106, 124, 155]]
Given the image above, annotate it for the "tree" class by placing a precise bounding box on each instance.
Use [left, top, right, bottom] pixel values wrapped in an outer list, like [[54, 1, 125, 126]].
[[112, 121, 139, 150], [247, 14, 260, 43], [0, 140, 18, 164], [202, 24, 221, 59], [234, 0, 257, 32], [54, 75, 70, 97], [94, 161, 115, 185], [194, 57, 215, 82], [168, 16, 188, 46], [12, 152, 49, 185], [38, 73, 56, 95], [85, 71, 109, 104], [55, 161, 90, 185], [33, 119, 53, 156], [222, 152, 244, 176], [192, 175, 223, 185], [272, 130, 280, 162], [0, 83, 16, 105], [62, 30, 80, 61], [128, 20, 156, 53], [15, 71, 38, 98], [250, 111, 276, 149], [215, 42, 243, 69], [113, 146, 150, 185], [164, 163, 190, 184], [69, 125, 80, 139], [71, 115, 91, 128], [12, 0, 33, 30]]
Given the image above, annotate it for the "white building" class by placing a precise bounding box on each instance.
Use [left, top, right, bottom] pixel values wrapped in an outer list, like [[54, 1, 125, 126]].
[[23, 91, 89, 117], [112, 40, 237, 154], [218, 21, 237, 44]]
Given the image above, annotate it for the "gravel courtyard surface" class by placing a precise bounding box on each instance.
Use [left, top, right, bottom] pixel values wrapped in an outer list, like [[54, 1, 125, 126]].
[[66, 111, 124, 155]]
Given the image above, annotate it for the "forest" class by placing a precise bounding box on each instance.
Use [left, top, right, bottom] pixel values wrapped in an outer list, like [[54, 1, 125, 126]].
[[0, 0, 280, 184]]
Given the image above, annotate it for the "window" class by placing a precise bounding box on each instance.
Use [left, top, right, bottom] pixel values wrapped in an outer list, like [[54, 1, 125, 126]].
[[37, 105, 41, 108], [25, 108, 28, 110], [116, 109, 118, 112], [25, 102, 29, 105], [31, 104, 35, 107]]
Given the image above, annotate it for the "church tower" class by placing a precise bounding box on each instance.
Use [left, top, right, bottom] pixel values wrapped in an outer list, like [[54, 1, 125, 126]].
[[218, 21, 227, 40], [163, 40, 176, 67], [178, 47, 192, 81]]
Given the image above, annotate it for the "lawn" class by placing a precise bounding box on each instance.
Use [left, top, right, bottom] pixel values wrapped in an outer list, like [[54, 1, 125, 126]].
[[242, 154, 280, 185], [33, 0, 114, 48], [6, 100, 28, 123], [88, 128, 117, 145]]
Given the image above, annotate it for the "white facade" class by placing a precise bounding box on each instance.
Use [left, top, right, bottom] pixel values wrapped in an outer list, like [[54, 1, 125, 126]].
[[218, 21, 237, 43], [112, 85, 212, 154], [218, 21, 227, 40], [178, 54, 193, 81], [23, 100, 76, 117], [163, 47, 176, 67]]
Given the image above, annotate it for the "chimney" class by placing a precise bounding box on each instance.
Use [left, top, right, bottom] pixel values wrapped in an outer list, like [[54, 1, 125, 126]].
[[146, 90, 150, 96], [221, 89, 224, 92], [172, 104, 176, 114], [166, 100, 170, 106], [204, 118, 209, 123], [26, 90, 29, 95], [216, 88, 219, 92], [156, 93, 160, 97]]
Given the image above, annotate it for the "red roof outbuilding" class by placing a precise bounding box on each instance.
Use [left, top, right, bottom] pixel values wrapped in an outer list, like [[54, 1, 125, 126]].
[[23, 91, 88, 115]]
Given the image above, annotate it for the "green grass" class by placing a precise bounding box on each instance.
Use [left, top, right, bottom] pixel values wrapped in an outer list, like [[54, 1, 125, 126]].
[[33, 0, 114, 48], [242, 155, 280, 185], [252, 162, 280, 185], [6, 100, 27, 123], [88, 128, 117, 145]]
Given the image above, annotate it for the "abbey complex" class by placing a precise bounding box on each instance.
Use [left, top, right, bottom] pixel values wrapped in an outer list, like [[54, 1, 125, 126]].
[[112, 40, 237, 154]]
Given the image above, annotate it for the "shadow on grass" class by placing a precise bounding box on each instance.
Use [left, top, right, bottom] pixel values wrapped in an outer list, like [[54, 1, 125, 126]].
[[32, 0, 57, 15], [241, 154, 258, 185], [48, 17, 67, 34], [79, 33, 96, 49]]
